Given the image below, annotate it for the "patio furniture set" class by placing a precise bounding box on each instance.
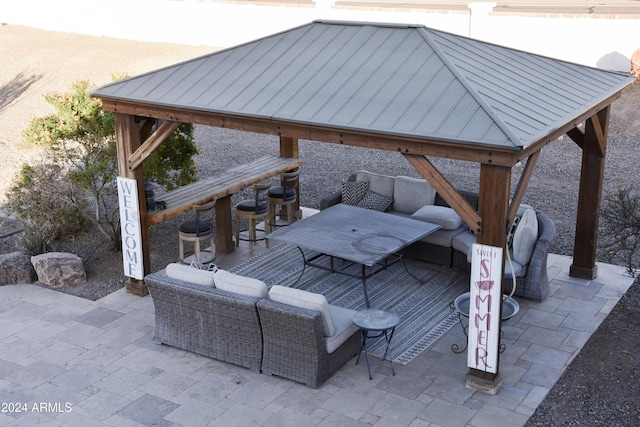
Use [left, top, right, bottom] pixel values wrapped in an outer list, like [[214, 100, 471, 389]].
[[145, 169, 555, 387], [320, 170, 556, 302]]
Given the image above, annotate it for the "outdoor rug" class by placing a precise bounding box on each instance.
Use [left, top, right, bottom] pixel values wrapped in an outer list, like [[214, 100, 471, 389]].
[[230, 243, 470, 365]]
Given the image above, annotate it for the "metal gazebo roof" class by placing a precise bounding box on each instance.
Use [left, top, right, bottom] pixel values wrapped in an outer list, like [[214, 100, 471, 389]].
[[93, 20, 633, 155]]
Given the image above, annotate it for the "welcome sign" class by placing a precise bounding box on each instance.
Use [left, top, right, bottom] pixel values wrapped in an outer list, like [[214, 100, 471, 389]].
[[467, 243, 503, 374], [117, 177, 144, 280]]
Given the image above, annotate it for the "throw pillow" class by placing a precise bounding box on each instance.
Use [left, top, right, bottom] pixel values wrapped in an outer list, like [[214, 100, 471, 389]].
[[213, 269, 268, 298], [341, 180, 368, 206], [165, 263, 215, 286], [269, 285, 335, 337], [357, 190, 393, 212], [411, 205, 462, 230], [512, 208, 539, 265]]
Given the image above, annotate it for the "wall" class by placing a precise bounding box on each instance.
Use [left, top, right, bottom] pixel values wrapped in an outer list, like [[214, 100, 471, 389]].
[[1, 0, 638, 72]]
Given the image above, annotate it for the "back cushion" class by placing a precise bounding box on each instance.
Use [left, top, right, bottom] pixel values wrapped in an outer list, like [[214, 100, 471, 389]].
[[165, 263, 215, 286], [213, 269, 268, 298], [512, 208, 539, 265], [356, 170, 395, 199], [393, 176, 436, 214], [269, 285, 335, 337]]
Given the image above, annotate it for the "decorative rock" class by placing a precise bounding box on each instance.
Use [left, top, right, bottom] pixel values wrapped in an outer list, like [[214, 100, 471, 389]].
[[0, 251, 37, 285], [31, 252, 86, 288]]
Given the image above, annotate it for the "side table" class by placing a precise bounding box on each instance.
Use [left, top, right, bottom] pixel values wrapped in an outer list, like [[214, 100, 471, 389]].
[[353, 308, 401, 379]]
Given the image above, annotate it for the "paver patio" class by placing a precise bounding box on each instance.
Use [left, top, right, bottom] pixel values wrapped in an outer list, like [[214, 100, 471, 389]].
[[0, 243, 633, 426]]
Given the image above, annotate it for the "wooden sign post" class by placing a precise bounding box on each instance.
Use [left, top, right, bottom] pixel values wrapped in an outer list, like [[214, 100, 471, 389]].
[[117, 177, 144, 281], [467, 243, 503, 392]]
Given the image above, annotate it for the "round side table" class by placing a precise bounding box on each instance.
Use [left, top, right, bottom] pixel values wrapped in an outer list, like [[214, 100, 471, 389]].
[[353, 308, 401, 379]]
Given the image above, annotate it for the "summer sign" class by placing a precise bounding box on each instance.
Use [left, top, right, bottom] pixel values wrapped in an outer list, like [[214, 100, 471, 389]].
[[467, 243, 503, 374], [117, 177, 144, 280]]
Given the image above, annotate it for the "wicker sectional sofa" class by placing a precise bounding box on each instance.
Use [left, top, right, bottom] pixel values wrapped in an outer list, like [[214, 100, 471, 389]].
[[144, 267, 361, 388], [320, 170, 556, 301]]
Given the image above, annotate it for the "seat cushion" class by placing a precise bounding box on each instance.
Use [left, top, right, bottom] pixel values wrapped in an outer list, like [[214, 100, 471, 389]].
[[512, 208, 538, 265], [357, 190, 393, 212], [420, 226, 466, 247], [411, 205, 462, 230], [325, 305, 360, 354], [236, 200, 267, 214], [213, 269, 268, 298], [452, 230, 476, 262], [269, 186, 296, 200], [269, 285, 335, 337], [165, 263, 215, 286], [341, 180, 369, 205], [179, 219, 213, 234], [393, 176, 436, 214]]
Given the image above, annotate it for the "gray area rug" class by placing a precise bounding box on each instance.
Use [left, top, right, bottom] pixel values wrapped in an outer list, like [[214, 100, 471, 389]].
[[230, 244, 470, 365]]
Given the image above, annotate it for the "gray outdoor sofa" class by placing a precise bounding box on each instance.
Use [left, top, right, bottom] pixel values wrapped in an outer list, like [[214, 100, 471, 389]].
[[145, 268, 361, 388], [320, 170, 556, 301], [145, 272, 264, 372]]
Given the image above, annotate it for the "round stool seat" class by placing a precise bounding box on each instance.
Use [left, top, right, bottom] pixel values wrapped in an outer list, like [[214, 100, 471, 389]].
[[179, 220, 213, 234], [236, 200, 267, 214], [268, 186, 296, 200]]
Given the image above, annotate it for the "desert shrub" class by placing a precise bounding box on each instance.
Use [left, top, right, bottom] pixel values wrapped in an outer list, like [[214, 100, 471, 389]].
[[599, 186, 640, 276], [5, 162, 91, 254]]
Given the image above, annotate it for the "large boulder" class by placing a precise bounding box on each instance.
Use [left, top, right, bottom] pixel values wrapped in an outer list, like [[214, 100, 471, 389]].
[[31, 252, 86, 288], [0, 252, 37, 285]]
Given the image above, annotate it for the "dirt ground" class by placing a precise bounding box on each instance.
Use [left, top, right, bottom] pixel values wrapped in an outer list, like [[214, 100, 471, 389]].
[[1, 24, 639, 426]]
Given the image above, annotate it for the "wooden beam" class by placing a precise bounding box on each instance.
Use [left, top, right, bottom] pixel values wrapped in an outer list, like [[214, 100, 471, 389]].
[[590, 113, 606, 158], [100, 99, 523, 167], [571, 106, 610, 279], [403, 154, 483, 234], [507, 151, 540, 229], [128, 120, 182, 171], [567, 127, 584, 148]]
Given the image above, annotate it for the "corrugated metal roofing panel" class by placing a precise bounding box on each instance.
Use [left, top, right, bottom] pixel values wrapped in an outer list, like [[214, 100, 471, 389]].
[[92, 20, 635, 151]]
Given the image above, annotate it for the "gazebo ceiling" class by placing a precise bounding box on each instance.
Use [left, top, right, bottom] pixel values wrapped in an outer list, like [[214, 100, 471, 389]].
[[93, 20, 634, 158]]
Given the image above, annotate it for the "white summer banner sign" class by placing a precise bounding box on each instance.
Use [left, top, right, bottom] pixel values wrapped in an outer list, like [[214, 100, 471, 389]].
[[117, 177, 144, 280], [467, 243, 503, 374]]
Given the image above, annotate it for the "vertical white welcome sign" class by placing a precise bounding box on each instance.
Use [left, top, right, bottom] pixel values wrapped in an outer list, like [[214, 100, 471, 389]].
[[467, 243, 503, 373], [117, 177, 144, 280]]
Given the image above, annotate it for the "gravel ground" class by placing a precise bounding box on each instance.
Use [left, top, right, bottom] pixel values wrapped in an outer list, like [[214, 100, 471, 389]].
[[1, 25, 639, 426]]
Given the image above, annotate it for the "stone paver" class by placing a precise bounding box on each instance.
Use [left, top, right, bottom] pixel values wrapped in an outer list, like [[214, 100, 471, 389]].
[[0, 250, 634, 426]]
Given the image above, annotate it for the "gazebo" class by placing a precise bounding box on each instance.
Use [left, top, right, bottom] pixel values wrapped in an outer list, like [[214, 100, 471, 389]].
[[92, 20, 634, 388]]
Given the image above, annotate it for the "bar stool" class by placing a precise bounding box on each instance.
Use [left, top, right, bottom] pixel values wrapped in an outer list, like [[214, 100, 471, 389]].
[[235, 183, 271, 252], [267, 171, 299, 230], [178, 199, 216, 264]]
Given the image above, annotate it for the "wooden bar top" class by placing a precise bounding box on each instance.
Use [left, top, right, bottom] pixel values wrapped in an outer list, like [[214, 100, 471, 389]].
[[146, 155, 302, 225]]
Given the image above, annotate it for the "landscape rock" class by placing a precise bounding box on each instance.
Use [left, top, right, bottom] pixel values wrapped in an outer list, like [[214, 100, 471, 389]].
[[0, 251, 37, 285], [31, 252, 86, 288]]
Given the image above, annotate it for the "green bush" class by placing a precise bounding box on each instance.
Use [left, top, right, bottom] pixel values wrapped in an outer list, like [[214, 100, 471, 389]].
[[5, 79, 199, 251]]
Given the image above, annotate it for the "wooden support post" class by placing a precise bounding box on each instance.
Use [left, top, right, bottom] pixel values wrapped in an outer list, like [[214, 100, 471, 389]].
[[466, 163, 511, 394], [215, 195, 234, 254], [570, 107, 610, 279], [115, 113, 150, 296]]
